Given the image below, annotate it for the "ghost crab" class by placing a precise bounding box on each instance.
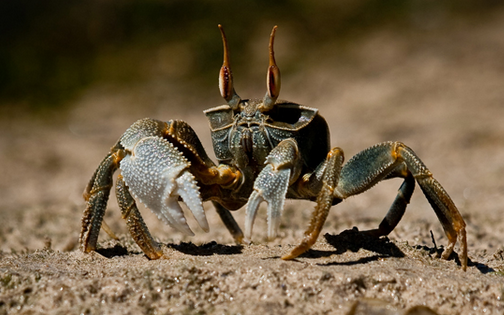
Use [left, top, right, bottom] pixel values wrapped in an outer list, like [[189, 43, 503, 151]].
[[80, 25, 467, 270]]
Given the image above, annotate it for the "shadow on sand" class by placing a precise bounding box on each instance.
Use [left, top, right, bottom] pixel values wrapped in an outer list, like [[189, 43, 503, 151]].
[[166, 241, 243, 256], [298, 227, 492, 272]]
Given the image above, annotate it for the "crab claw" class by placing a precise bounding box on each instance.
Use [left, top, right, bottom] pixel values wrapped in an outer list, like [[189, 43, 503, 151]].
[[120, 136, 209, 235], [245, 164, 291, 241]]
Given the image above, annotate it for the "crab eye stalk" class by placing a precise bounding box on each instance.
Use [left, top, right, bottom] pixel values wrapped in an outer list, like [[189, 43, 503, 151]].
[[218, 25, 241, 110], [263, 25, 281, 111]]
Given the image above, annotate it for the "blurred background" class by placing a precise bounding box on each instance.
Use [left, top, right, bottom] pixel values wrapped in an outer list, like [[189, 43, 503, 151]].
[[1, 0, 503, 253]]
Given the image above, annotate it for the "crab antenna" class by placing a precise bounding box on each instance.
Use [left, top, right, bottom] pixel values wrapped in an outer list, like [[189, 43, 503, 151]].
[[218, 25, 241, 110], [263, 25, 281, 110]]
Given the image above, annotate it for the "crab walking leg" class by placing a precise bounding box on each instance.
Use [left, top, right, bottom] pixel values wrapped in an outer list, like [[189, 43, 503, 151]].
[[285, 141, 467, 270], [84, 160, 120, 241], [80, 147, 123, 253], [282, 148, 344, 260], [116, 175, 163, 259], [100, 220, 119, 240], [246, 139, 303, 240], [351, 142, 466, 270], [365, 170, 416, 237], [213, 201, 244, 243], [414, 167, 467, 268]]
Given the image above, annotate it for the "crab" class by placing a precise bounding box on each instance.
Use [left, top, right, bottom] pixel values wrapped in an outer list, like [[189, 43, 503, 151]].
[[80, 25, 467, 270]]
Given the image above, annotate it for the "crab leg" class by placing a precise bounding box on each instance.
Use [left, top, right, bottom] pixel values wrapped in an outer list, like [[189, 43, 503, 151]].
[[213, 201, 244, 243], [365, 170, 415, 237], [284, 141, 467, 270], [281, 147, 344, 259], [80, 146, 123, 253], [337, 141, 466, 269], [116, 174, 163, 259]]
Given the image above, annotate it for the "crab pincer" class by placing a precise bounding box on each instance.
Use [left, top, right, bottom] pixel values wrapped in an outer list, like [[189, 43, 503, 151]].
[[120, 135, 209, 235], [245, 139, 302, 241]]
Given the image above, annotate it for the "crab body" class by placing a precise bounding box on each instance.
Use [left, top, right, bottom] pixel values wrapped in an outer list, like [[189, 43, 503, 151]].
[[205, 100, 329, 201], [80, 26, 467, 270]]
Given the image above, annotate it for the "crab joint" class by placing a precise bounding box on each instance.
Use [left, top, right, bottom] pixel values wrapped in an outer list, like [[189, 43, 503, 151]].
[[196, 164, 242, 189]]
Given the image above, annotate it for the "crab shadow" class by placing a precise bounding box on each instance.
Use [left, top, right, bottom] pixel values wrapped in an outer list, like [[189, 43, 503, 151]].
[[96, 244, 130, 258], [300, 227, 491, 273], [96, 241, 242, 258], [167, 241, 243, 256], [327, 227, 405, 257], [292, 227, 405, 265]]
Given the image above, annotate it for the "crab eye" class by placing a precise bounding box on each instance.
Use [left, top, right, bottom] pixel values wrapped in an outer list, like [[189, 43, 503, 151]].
[[266, 64, 281, 104], [218, 24, 241, 110], [263, 26, 281, 111]]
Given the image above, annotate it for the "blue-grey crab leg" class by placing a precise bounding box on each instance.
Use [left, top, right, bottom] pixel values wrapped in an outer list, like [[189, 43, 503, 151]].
[[335, 141, 466, 269], [284, 141, 467, 271], [245, 139, 303, 240], [364, 169, 415, 237]]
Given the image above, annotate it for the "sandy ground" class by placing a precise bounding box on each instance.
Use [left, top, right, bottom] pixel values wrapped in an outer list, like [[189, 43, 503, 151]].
[[1, 8, 504, 315]]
